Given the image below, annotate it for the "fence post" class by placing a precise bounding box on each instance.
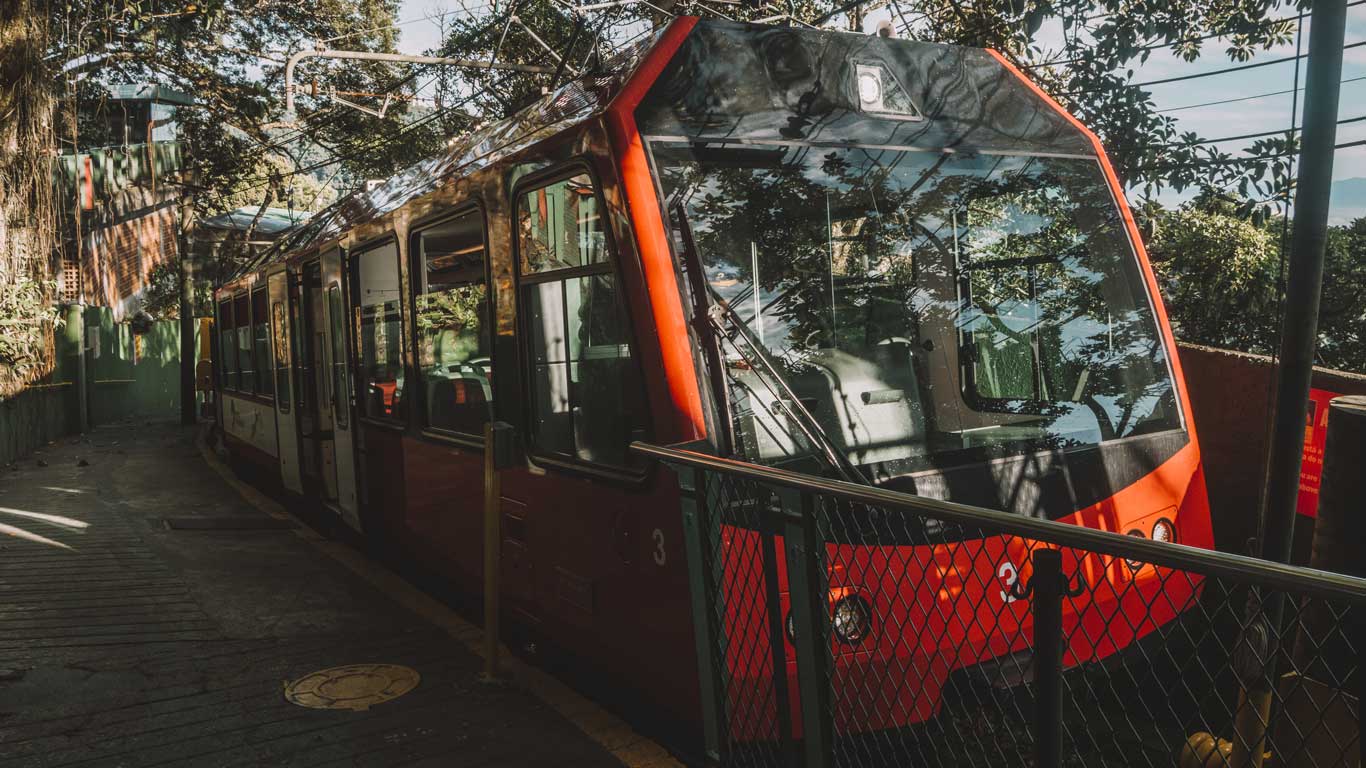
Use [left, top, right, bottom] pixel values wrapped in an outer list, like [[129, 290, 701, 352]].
[[677, 463, 726, 763], [759, 497, 797, 766], [1031, 548, 1065, 768], [784, 491, 833, 768]]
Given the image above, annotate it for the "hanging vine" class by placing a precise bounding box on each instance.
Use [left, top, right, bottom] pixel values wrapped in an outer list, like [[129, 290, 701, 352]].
[[0, 0, 61, 399]]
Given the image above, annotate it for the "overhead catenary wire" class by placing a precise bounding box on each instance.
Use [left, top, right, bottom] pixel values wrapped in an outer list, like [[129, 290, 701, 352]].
[[1132, 135, 1366, 174], [1058, 39, 1366, 96], [1157, 74, 1366, 113], [1025, 0, 1366, 70], [1160, 113, 1366, 147]]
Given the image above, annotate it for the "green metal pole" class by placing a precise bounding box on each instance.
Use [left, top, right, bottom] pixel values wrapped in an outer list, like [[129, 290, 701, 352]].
[[179, 236, 197, 425], [1259, 0, 1349, 565]]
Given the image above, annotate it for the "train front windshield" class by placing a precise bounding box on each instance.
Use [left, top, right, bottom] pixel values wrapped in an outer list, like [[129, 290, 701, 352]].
[[658, 144, 1182, 474]]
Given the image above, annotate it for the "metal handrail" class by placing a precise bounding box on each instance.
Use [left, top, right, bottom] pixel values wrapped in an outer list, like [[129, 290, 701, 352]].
[[632, 440, 1366, 603]]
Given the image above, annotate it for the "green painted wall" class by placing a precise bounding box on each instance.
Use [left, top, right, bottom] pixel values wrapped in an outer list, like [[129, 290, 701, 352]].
[[85, 307, 201, 425], [0, 305, 83, 466], [0, 306, 202, 466]]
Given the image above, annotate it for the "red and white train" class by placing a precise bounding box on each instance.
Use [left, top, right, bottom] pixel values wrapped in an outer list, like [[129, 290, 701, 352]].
[[214, 17, 1213, 744]]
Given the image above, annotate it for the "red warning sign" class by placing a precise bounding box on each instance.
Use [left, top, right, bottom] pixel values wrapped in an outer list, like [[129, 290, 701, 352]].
[[1297, 388, 1340, 518]]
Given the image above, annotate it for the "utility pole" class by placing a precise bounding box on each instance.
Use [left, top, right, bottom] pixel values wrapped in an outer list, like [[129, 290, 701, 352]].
[[67, 75, 89, 434], [178, 188, 197, 426], [1259, 0, 1349, 565]]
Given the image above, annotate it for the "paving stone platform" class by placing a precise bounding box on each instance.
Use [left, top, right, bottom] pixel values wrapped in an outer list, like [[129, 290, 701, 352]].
[[0, 421, 627, 767]]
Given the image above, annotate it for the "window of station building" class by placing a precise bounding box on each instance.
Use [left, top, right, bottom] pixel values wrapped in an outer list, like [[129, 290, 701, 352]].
[[414, 209, 491, 435], [516, 172, 645, 468], [218, 299, 237, 390], [251, 287, 273, 397], [233, 294, 252, 393], [356, 242, 405, 422]]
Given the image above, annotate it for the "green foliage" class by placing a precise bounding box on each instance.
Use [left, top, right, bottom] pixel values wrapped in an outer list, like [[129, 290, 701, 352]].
[[1148, 205, 1282, 354], [1149, 204, 1366, 373], [2, 0, 59, 397], [0, 276, 61, 380], [52, 0, 412, 220]]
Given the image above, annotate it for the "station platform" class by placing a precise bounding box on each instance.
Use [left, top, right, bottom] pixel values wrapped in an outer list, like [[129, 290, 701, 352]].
[[0, 422, 675, 767]]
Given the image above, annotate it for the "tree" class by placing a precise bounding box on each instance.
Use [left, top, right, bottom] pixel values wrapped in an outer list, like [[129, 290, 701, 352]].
[[0, 0, 60, 398], [1148, 202, 1366, 374], [50, 0, 420, 221]]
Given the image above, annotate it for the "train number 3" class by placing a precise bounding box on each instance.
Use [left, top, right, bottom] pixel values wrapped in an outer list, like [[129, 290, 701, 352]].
[[998, 561, 1020, 604], [652, 529, 667, 566]]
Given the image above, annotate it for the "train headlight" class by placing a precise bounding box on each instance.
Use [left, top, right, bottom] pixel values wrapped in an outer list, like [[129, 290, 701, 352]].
[[856, 66, 883, 109], [853, 62, 920, 118], [831, 595, 872, 645], [1125, 529, 1146, 571], [1152, 518, 1177, 544]]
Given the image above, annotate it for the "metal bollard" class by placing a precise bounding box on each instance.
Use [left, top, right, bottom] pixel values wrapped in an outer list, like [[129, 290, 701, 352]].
[[1024, 548, 1080, 768], [784, 492, 834, 768], [481, 421, 515, 682]]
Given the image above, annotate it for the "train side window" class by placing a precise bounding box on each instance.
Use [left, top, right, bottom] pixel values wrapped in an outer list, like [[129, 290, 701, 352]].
[[233, 293, 251, 393], [520, 174, 608, 274], [271, 300, 291, 412], [327, 285, 350, 429], [218, 299, 237, 391], [516, 172, 645, 469], [414, 209, 491, 435], [356, 242, 405, 422], [251, 287, 273, 398]]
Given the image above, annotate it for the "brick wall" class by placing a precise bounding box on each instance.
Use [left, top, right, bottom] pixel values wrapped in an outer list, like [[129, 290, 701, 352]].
[[80, 186, 181, 320]]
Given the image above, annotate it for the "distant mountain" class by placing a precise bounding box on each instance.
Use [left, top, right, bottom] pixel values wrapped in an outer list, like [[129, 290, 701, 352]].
[[1330, 177, 1366, 224]]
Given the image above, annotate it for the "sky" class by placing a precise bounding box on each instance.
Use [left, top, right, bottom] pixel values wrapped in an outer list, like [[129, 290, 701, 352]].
[[389, 0, 1366, 215]]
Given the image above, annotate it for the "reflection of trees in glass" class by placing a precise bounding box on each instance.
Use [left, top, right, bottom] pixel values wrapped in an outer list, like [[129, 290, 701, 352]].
[[416, 285, 486, 370], [663, 144, 1180, 463]]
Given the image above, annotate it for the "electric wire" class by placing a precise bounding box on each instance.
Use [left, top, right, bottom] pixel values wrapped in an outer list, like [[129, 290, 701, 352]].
[[1161, 114, 1366, 148], [1025, 0, 1366, 70], [1156, 74, 1366, 113], [1057, 40, 1366, 96]]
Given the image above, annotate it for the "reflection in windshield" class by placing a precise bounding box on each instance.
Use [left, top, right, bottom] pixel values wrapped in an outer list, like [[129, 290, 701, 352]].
[[658, 143, 1180, 474]]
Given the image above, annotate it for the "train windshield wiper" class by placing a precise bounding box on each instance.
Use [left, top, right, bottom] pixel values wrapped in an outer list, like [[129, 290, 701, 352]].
[[672, 202, 869, 486]]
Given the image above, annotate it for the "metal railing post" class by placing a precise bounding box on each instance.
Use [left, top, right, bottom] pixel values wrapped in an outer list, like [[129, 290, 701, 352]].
[[784, 491, 833, 768], [759, 496, 797, 766], [1357, 604, 1365, 768], [677, 463, 726, 763], [1031, 548, 1066, 768]]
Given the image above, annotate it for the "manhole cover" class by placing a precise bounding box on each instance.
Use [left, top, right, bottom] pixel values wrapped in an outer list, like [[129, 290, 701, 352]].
[[283, 664, 420, 711]]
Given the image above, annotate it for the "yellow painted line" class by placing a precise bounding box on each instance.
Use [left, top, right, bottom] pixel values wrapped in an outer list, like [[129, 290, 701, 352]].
[[195, 427, 682, 768]]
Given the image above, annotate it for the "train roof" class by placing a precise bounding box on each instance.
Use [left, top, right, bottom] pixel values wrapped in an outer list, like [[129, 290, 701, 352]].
[[225, 18, 1098, 287]]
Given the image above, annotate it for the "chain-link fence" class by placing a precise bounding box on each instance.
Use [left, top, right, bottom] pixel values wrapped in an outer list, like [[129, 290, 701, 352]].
[[637, 442, 1366, 768]]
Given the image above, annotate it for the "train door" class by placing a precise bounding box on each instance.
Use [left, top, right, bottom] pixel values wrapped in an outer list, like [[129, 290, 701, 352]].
[[268, 269, 303, 494], [502, 169, 656, 659], [319, 248, 360, 530], [298, 261, 335, 499], [321, 247, 361, 530]]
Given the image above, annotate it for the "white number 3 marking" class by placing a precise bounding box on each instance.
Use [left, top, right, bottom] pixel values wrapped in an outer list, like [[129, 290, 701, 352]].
[[652, 528, 667, 566], [999, 561, 1019, 603]]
